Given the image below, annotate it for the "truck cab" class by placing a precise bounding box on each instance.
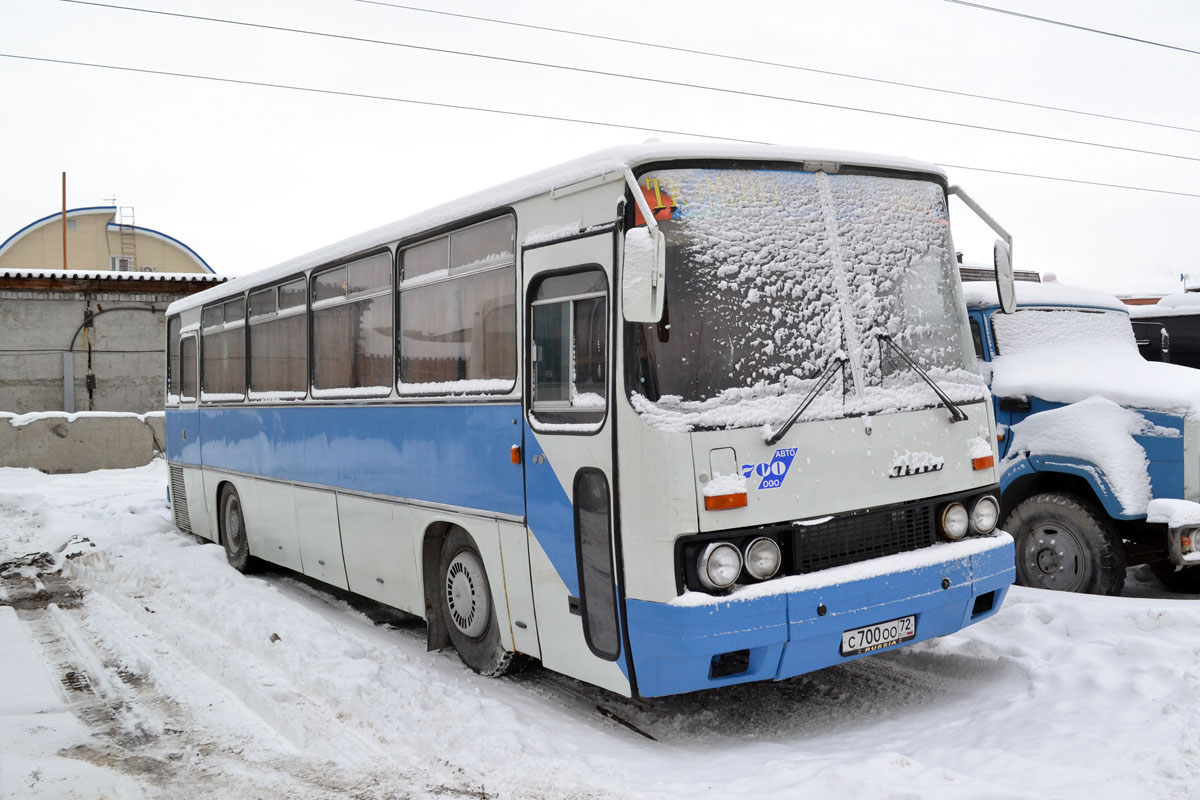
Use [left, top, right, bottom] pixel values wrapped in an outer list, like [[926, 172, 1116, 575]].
[[964, 280, 1200, 594]]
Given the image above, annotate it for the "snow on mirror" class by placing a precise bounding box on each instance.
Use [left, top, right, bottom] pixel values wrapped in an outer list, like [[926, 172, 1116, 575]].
[[625, 168, 985, 433], [622, 225, 665, 323]]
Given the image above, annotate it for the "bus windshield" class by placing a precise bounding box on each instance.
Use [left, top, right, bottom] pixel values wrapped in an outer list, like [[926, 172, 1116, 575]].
[[625, 167, 985, 432]]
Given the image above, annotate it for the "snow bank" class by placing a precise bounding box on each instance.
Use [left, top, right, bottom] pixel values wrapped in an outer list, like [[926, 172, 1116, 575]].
[[0, 409, 164, 428], [5, 466, 1200, 798]]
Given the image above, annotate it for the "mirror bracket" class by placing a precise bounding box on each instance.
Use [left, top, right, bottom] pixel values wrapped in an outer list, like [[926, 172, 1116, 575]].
[[948, 185, 1016, 314]]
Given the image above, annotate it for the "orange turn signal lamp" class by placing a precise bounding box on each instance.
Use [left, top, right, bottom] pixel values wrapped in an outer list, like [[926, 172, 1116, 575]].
[[972, 454, 995, 471], [704, 492, 748, 511], [510, 445, 521, 464]]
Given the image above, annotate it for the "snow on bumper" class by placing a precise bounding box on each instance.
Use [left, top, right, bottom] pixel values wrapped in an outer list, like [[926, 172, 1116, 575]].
[[625, 534, 1014, 698], [1148, 499, 1200, 565]]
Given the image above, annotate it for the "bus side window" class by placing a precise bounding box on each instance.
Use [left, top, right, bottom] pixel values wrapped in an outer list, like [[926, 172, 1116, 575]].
[[180, 335, 197, 401]]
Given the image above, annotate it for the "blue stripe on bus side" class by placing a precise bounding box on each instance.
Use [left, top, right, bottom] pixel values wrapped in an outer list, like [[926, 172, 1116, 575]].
[[521, 424, 580, 598], [166, 404, 526, 517]]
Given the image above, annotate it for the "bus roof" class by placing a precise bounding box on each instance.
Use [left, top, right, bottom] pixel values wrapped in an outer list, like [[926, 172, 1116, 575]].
[[962, 279, 1129, 313], [167, 142, 945, 315]]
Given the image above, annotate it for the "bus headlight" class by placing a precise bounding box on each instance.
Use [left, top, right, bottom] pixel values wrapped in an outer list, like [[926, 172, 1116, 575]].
[[940, 502, 969, 541], [971, 495, 1000, 534], [697, 542, 743, 591], [744, 537, 782, 581]]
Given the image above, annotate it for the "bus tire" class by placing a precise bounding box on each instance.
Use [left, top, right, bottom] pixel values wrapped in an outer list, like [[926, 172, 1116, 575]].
[[1005, 492, 1125, 595], [218, 484, 253, 573], [1150, 561, 1200, 593], [439, 529, 513, 677]]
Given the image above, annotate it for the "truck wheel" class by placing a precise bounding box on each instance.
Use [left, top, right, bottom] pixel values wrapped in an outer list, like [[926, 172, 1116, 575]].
[[439, 529, 513, 677], [1150, 561, 1200, 594], [1005, 492, 1126, 595]]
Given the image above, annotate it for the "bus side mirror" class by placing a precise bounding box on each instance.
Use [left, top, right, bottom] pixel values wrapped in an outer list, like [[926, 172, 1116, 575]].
[[994, 239, 1016, 314], [622, 226, 666, 322]]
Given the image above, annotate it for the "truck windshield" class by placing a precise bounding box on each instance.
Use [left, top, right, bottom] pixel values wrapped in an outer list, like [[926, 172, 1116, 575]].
[[991, 308, 1138, 356], [625, 167, 984, 432]]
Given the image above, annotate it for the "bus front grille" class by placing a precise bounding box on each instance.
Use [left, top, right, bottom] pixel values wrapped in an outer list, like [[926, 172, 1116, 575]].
[[169, 464, 192, 532], [791, 503, 936, 574]]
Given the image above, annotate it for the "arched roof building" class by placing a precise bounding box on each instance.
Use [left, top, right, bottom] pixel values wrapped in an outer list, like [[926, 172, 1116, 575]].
[[0, 206, 212, 274]]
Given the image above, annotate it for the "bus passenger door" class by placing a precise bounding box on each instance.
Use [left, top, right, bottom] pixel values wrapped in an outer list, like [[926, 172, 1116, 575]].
[[521, 230, 630, 696]]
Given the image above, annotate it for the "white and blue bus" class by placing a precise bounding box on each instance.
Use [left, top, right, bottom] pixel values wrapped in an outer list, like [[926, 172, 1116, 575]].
[[165, 143, 1016, 698]]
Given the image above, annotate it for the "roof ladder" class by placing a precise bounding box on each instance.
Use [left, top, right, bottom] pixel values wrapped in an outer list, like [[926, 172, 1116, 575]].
[[118, 206, 136, 270]]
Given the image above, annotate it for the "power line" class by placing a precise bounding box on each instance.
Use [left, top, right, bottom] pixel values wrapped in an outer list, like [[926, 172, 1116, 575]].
[[352, 0, 1200, 136], [945, 0, 1200, 57], [937, 163, 1200, 199], [0, 52, 763, 143], [3, 51, 1198, 200], [59, 0, 1200, 166]]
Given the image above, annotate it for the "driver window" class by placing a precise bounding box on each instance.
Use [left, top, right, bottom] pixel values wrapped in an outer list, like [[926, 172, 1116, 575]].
[[530, 267, 608, 428]]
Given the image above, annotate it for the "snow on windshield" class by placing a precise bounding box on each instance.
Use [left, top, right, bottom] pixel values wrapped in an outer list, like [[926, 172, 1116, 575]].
[[992, 308, 1137, 356], [626, 168, 983, 432]]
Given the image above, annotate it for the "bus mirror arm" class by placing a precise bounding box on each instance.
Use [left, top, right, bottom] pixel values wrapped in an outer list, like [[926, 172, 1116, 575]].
[[764, 356, 846, 446], [947, 185, 1016, 315], [877, 334, 969, 423], [622, 169, 667, 323]]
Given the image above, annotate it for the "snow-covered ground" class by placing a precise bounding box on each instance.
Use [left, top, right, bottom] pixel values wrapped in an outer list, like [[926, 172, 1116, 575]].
[[2, 461, 1199, 799]]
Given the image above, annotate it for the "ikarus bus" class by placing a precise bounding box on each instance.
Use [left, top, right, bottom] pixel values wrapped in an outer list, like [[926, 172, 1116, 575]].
[[164, 143, 1018, 698]]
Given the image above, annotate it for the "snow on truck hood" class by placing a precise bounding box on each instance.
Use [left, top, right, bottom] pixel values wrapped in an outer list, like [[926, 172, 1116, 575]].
[[965, 280, 1200, 416], [991, 341, 1200, 416]]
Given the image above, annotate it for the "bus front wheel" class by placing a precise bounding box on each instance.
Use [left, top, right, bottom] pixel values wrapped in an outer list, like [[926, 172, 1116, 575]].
[[218, 485, 252, 573], [438, 529, 513, 677]]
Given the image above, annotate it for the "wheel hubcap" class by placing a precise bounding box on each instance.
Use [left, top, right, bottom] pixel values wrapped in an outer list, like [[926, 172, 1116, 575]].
[[445, 550, 488, 639], [1022, 525, 1085, 590]]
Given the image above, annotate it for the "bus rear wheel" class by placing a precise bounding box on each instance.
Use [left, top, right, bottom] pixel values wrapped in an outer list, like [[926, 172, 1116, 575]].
[[439, 529, 513, 677], [1005, 492, 1125, 595], [218, 485, 252, 573]]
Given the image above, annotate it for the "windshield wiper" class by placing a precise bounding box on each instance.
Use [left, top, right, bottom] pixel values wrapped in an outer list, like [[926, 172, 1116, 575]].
[[877, 334, 968, 423], [764, 356, 847, 446]]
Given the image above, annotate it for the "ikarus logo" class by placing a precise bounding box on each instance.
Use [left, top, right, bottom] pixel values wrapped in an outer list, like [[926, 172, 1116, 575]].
[[741, 447, 799, 490]]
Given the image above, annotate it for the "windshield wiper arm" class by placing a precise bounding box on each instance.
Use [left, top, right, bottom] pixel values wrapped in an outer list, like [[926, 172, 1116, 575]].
[[877, 334, 969, 423], [764, 356, 847, 446]]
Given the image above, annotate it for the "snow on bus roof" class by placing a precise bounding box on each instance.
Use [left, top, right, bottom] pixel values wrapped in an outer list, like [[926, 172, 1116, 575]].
[[961, 279, 1129, 312], [167, 142, 945, 316], [1128, 293, 1200, 318]]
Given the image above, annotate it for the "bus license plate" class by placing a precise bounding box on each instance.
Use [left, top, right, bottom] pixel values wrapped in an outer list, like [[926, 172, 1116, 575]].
[[840, 615, 917, 656]]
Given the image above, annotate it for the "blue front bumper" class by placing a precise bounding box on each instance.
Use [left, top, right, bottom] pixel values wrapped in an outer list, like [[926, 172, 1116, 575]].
[[625, 535, 1014, 697]]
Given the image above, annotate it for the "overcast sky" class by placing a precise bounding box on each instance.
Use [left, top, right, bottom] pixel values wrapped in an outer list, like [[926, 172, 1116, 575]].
[[3, 0, 1197, 294]]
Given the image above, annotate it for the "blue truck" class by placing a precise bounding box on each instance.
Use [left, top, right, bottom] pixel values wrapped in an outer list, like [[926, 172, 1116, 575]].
[[964, 280, 1200, 594]]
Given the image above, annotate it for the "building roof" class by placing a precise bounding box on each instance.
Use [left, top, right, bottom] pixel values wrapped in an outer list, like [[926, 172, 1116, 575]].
[[0, 268, 226, 294], [0, 206, 214, 273], [0, 267, 225, 283]]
